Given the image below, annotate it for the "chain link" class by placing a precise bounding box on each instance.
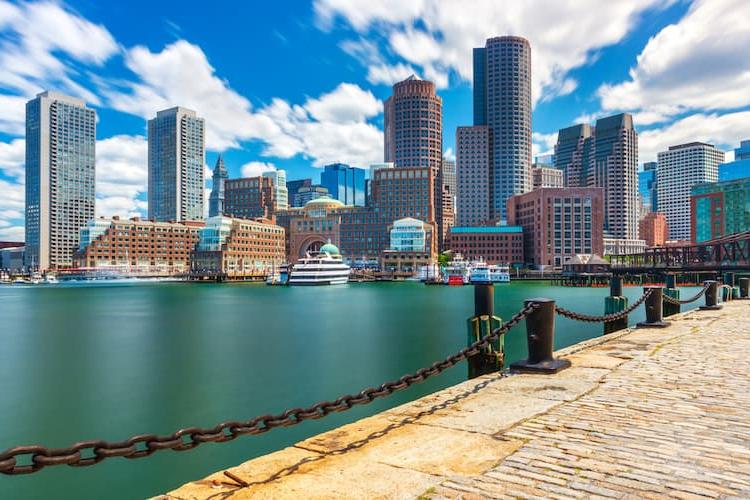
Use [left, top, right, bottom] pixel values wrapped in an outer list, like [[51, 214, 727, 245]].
[[554, 288, 654, 323], [0, 303, 538, 476], [662, 284, 710, 305]]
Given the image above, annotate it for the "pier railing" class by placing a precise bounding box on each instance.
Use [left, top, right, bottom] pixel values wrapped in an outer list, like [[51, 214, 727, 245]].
[[1, 277, 746, 475]]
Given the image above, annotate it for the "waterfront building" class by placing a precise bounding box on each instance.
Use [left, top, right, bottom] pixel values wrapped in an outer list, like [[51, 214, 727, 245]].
[[0, 246, 25, 272], [224, 176, 278, 220], [262, 170, 288, 211], [718, 140, 750, 182], [75, 216, 204, 275], [25, 91, 96, 271], [367, 162, 394, 203], [562, 254, 610, 274], [507, 187, 604, 268], [320, 163, 366, 206], [295, 185, 330, 206], [456, 126, 492, 226], [380, 218, 436, 275], [440, 159, 457, 246], [384, 75, 447, 249], [370, 166, 436, 231], [287, 178, 312, 207], [208, 155, 228, 217], [603, 237, 647, 256], [639, 212, 668, 247], [657, 142, 723, 240], [190, 216, 285, 279], [554, 114, 638, 240], [532, 165, 564, 189], [473, 36, 532, 221], [691, 178, 750, 242], [448, 226, 524, 265], [638, 161, 658, 216], [148, 107, 205, 222]]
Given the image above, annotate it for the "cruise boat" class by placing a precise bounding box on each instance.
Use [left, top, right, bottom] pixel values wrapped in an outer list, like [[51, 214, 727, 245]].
[[470, 261, 511, 284], [443, 255, 471, 285], [288, 242, 350, 286]]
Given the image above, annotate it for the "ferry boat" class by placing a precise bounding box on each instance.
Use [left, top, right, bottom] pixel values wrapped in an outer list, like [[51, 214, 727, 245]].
[[470, 261, 511, 284], [443, 255, 471, 285], [288, 242, 350, 286]]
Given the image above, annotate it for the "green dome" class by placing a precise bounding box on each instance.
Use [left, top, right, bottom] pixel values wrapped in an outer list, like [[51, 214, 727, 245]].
[[320, 241, 340, 255]]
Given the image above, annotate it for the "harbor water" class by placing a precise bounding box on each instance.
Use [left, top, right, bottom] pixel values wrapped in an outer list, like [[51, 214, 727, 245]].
[[0, 281, 703, 499]]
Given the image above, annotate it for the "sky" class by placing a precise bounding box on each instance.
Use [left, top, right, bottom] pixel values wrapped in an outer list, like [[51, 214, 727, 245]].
[[1, 0, 750, 242]]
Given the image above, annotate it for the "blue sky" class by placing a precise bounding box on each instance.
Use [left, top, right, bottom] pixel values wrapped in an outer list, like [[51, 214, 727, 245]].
[[1, 0, 750, 241]]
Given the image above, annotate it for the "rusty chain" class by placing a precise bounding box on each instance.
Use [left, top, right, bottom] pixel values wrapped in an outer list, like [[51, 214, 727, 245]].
[[0, 303, 539, 476], [662, 284, 710, 305], [554, 287, 654, 323]]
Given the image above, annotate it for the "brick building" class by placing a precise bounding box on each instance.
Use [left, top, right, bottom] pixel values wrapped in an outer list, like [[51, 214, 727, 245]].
[[75, 217, 204, 275], [639, 212, 668, 247], [448, 226, 524, 265], [224, 176, 277, 220], [190, 216, 285, 279], [507, 187, 604, 268]]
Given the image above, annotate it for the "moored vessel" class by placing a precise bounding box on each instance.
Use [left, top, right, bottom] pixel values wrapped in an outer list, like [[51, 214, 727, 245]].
[[470, 261, 511, 284], [288, 242, 350, 286]]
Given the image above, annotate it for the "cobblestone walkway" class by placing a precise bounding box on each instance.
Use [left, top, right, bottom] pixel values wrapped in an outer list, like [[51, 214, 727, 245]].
[[165, 301, 750, 499]]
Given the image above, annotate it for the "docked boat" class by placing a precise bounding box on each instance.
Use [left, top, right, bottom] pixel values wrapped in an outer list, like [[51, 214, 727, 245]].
[[443, 255, 471, 285], [288, 242, 350, 286], [43, 273, 59, 284], [266, 264, 290, 285], [470, 261, 511, 284], [30, 272, 42, 285]]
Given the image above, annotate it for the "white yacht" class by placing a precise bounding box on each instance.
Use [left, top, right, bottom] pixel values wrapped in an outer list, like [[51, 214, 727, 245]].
[[44, 273, 59, 284], [470, 261, 511, 284], [288, 242, 350, 286]]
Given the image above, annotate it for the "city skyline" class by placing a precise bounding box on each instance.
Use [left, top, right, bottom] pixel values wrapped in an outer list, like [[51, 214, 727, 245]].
[[2, 0, 750, 242]]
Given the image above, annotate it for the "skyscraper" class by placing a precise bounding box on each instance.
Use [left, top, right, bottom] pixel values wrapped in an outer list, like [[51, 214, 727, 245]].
[[208, 155, 228, 217], [148, 107, 205, 222], [263, 169, 289, 210], [384, 76, 445, 248], [718, 139, 750, 182], [638, 161, 657, 215], [320, 163, 365, 206], [657, 142, 723, 240], [25, 91, 96, 270], [554, 113, 638, 240], [473, 36, 532, 221], [456, 126, 492, 226]]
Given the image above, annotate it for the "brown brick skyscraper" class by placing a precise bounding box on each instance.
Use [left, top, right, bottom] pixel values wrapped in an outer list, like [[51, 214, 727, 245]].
[[384, 76, 446, 249]]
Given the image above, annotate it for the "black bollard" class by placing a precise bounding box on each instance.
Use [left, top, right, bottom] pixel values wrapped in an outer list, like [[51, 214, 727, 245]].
[[467, 284, 503, 379], [739, 277, 750, 299], [604, 276, 628, 334], [664, 273, 680, 317], [637, 286, 670, 328], [700, 280, 722, 310], [510, 298, 570, 374]]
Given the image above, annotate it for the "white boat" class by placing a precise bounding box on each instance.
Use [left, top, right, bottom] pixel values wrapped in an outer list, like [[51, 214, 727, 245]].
[[443, 255, 471, 285], [288, 242, 350, 286], [44, 274, 59, 284], [12, 277, 26, 284], [30, 272, 42, 285], [470, 261, 511, 284]]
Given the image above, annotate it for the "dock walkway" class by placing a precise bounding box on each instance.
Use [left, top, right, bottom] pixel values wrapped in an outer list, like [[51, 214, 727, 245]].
[[164, 301, 750, 499]]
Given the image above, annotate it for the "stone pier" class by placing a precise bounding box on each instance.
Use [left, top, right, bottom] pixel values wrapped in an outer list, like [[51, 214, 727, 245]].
[[162, 301, 750, 499]]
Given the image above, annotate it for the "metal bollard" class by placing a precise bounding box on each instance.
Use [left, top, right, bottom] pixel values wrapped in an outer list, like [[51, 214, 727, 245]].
[[467, 284, 503, 379], [637, 286, 670, 328], [700, 280, 722, 310], [739, 277, 750, 299], [604, 276, 628, 334], [510, 298, 570, 374], [663, 273, 680, 317]]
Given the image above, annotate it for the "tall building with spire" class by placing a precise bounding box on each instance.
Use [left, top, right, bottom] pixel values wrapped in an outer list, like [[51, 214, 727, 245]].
[[208, 155, 228, 217], [148, 106, 205, 222], [470, 36, 532, 222], [384, 75, 446, 248], [25, 91, 96, 270]]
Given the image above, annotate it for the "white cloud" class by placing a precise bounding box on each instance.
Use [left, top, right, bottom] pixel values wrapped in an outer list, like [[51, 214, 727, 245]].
[[241, 161, 277, 178], [0, 225, 24, 241], [305, 83, 382, 123], [316, 0, 667, 99], [0, 138, 25, 178], [639, 111, 750, 162], [95, 135, 148, 218], [532, 131, 558, 158], [0, 0, 117, 109], [598, 0, 750, 120], [0, 177, 24, 242], [443, 147, 455, 162]]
